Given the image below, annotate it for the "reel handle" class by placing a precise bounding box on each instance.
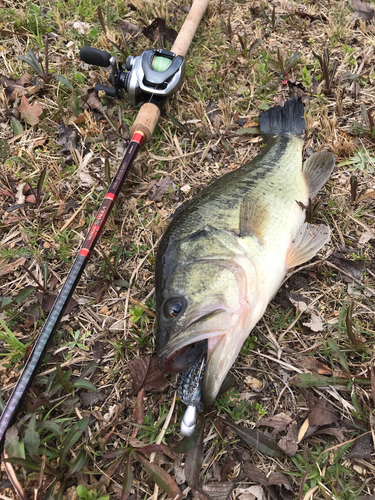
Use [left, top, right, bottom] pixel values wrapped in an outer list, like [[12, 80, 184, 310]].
[[95, 83, 118, 97], [80, 46, 112, 67]]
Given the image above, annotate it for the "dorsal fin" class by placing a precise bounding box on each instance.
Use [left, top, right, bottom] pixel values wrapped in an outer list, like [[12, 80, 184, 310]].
[[303, 150, 335, 199], [286, 223, 330, 269], [239, 194, 269, 244]]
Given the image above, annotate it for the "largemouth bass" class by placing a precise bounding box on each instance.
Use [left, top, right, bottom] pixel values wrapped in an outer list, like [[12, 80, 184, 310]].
[[155, 96, 334, 414]]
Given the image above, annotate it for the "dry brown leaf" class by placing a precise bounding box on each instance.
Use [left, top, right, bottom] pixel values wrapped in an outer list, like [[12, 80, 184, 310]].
[[297, 417, 310, 443], [147, 175, 179, 202], [202, 482, 235, 500], [0, 257, 27, 277], [117, 20, 139, 36], [309, 398, 338, 427], [347, 433, 372, 459], [303, 312, 324, 332], [256, 413, 293, 432], [18, 95, 43, 126], [16, 72, 33, 87], [236, 486, 266, 500], [316, 427, 347, 443], [132, 388, 145, 438], [359, 230, 375, 244], [356, 189, 375, 203], [296, 356, 332, 375], [242, 463, 268, 486], [128, 355, 168, 393], [352, 0, 374, 20], [278, 421, 298, 456], [84, 88, 101, 110], [72, 21, 91, 34]]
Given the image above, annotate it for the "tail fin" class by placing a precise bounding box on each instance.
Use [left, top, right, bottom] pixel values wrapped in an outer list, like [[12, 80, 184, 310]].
[[259, 95, 306, 140]]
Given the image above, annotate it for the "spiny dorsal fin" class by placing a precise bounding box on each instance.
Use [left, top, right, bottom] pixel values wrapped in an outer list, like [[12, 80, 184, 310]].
[[303, 150, 335, 199], [240, 194, 269, 244], [286, 223, 330, 269]]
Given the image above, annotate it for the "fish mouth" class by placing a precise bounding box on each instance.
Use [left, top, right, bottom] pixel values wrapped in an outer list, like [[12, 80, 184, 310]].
[[160, 304, 254, 409], [159, 308, 230, 375]]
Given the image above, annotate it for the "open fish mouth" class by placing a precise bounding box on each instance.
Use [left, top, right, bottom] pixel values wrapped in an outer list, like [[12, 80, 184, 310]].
[[159, 308, 230, 374]]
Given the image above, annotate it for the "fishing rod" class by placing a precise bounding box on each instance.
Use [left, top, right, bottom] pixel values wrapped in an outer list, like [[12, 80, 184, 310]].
[[0, 0, 209, 452]]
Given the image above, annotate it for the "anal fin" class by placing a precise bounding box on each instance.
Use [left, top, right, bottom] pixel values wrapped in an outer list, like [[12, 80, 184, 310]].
[[286, 223, 330, 269], [240, 194, 269, 244], [303, 150, 335, 199]]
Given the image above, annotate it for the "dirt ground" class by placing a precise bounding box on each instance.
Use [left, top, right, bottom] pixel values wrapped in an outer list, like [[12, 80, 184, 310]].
[[0, 0, 375, 499]]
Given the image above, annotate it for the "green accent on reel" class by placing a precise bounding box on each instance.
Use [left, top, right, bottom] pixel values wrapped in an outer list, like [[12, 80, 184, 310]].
[[152, 56, 172, 72]]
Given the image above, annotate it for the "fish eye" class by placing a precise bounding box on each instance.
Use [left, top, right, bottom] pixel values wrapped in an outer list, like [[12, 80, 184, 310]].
[[165, 297, 184, 318]]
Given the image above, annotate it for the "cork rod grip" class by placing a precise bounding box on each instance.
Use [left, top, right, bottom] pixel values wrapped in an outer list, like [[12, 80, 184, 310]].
[[130, 0, 209, 141]]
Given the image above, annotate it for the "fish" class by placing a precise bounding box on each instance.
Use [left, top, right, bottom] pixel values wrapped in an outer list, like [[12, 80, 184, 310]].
[[155, 96, 335, 412]]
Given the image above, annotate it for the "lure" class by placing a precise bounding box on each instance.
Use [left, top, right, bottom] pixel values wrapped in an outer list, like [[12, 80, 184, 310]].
[[177, 351, 206, 437]]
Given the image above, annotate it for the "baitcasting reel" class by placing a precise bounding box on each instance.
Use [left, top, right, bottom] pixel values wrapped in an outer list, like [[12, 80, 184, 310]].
[[80, 46, 186, 106]]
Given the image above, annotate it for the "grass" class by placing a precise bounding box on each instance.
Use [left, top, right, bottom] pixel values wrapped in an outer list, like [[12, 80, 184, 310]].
[[0, 0, 375, 498]]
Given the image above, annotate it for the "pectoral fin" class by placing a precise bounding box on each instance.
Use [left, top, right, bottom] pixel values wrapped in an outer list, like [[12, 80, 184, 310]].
[[240, 194, 269, 244], [286, 223, 330, 269], [303, 150, 335, 199]]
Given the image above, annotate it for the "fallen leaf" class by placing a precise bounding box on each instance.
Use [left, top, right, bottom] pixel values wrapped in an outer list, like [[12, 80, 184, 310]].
[[289, 293, 312, 313], [0, 257, 27, 277], [148, 175, 179, 202], [132, 388, 145, 438], [16, 72, 33, 87], [220, 417, 283, 457], [180, 184, 191, 193], [80, 392, 106, 407], [72, 21, 91, 35], [257, 413, 292, 432], [268, 471, 294, 500], [4, 84, 28, 104], [356, 189, 375, 203], [84, 88, 101, 110], [331, 251, 366, 280], [296, 356, 332, 375], [347, 433, 373, 459], [236, 486, 266, 500], [308, 398, 338, 427], [18, 95, 43, 126], [278, 421, 298, 456], [202, 482, 235, 500], [242, 463, 268, 486], [303, 312, 324, 332], [359, 230, 375, 244], [16, 182, 25, 205], [35, 291, 78, 315], [11, 117, 24, 136], [185, 417, 205, 489], [117, 20, 139, 36], [297, 417, 310, 443], [137, 453, 182, 499], [128, 355, 168, 393], [58, 123, 78, 153], [142, 18, 178, 46], [244, 375, 263, 391], [352, 0, 374, 21], [316, 426, 347, 443]]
